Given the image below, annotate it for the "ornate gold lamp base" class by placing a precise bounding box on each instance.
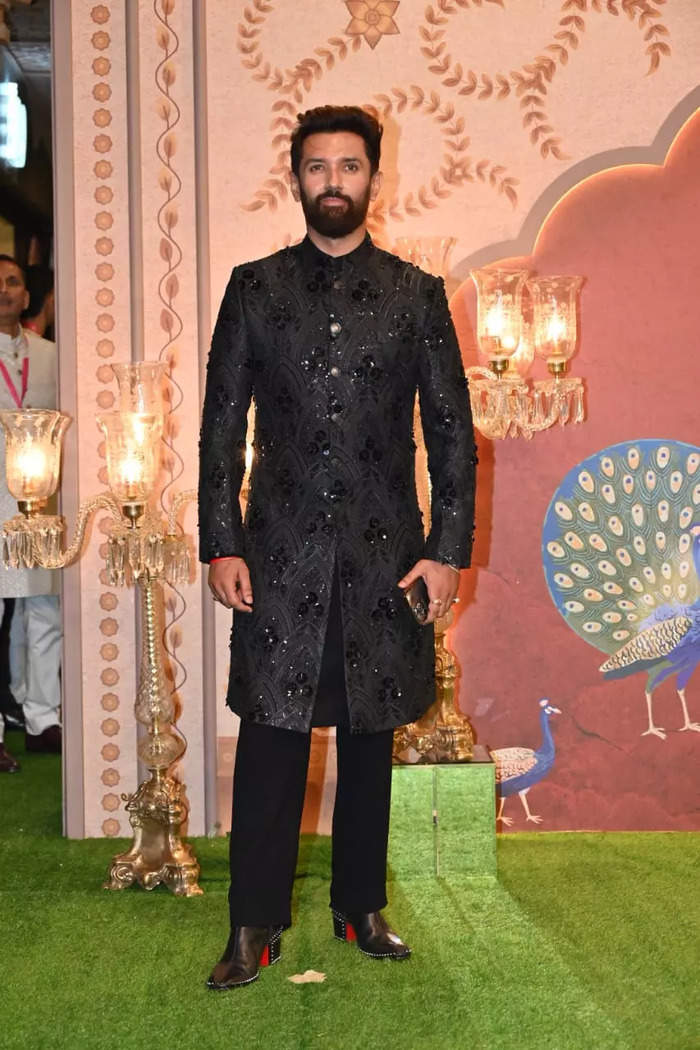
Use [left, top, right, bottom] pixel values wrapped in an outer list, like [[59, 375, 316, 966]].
[[393, 610, 475, 764], [104, 772, 202, 896]]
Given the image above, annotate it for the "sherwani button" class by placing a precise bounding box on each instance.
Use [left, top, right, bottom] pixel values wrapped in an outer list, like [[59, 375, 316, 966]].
[[330, 367, 340, 377], [329, 321, 342, 337]]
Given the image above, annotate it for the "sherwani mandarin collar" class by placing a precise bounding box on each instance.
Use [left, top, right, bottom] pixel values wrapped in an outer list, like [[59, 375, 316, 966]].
[[297, 231, 374, 270]]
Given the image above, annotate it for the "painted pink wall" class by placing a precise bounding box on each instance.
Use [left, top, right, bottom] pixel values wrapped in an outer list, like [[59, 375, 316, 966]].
[[450, 109, 700, 831]]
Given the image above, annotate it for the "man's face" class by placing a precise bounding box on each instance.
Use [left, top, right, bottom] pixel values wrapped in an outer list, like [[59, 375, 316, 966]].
[[0, 261, 29, 332], [291, 131, 381, 239]]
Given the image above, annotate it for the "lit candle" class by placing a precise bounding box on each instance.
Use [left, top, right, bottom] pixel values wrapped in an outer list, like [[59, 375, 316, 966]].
[[484, 297, 517, 353], [546, 309, 567, 346], [120, 453, 143, 500], [484, 300, 504, 338], [17, 445, 47, 498]]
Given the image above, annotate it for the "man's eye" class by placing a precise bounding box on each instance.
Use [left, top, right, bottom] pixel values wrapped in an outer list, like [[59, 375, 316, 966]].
[[345, 164, 358, 172]]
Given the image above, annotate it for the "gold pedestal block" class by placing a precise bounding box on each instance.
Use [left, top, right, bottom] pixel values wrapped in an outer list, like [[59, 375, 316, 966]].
[[104, 772, 202, 896], [393, 609, 475, 764]]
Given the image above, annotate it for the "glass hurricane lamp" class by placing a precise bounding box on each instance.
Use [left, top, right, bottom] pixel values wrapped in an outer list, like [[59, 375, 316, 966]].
[[528, 275, 583, 375], [111, 361, 167, 419], [471, 268, 529, 374], [96, 411, 161, 521], [0, 409, 71, 513]]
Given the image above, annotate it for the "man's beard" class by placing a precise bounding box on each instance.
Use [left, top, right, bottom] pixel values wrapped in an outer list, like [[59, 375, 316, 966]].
[[298, 184, 372, 239]]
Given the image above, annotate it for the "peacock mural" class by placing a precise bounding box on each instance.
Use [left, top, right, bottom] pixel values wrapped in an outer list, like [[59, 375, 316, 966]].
[[542, 440, 700, 741], [493, 699, 561, 826]]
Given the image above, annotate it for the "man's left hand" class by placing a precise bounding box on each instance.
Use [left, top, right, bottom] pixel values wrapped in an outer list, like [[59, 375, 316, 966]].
[[398, 559, 461, 624]]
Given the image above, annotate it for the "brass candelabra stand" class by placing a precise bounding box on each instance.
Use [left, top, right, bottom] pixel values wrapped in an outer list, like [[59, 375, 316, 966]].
[[393, 608, 475, 764], [102, 492, 201, 896], [2, 485, 202, 895], [1, 376, 201, 897]]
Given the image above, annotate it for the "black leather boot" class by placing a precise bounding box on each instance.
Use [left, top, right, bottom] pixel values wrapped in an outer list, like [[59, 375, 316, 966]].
[[207, 925, 283, 989], [332, 910, 411, 960]]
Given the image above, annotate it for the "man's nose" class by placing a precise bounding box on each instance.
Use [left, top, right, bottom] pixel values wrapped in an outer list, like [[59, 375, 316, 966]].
[[326, 165, 344, 188]]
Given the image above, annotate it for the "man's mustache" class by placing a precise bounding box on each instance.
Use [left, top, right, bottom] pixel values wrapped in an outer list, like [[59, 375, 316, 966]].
[[316, 190, 353, 206]]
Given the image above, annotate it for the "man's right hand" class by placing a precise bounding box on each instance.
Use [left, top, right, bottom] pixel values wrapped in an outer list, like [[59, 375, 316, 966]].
[[208, 557, 254, 612]]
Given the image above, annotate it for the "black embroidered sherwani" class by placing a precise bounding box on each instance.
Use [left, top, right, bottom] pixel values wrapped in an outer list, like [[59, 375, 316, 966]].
[[199, 234, 476, 734]]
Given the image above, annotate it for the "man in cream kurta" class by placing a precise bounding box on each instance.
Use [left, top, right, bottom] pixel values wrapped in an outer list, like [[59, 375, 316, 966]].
[[0, 255, 61, 773]]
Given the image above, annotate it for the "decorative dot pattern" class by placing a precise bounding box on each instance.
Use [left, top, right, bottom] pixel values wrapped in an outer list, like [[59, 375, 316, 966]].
[[91, 5, 110, 25], [89, 1, 123, 836], [96, 338, 114, 357]]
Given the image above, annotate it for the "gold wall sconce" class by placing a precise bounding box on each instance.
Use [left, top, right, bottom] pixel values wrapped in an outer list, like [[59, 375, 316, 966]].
[[468, 268, 585, 440]]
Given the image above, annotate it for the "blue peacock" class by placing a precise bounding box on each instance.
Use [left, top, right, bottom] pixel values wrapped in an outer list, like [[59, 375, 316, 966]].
[[542, 440, 700, 740], [492, 698, 561, 825]]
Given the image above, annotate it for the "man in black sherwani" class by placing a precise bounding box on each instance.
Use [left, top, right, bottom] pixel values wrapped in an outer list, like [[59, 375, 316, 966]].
[[199, 105, 476, 989]]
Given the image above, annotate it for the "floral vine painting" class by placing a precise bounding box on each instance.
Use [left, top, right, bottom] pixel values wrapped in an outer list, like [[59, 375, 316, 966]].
[[237, 0, 673, 231]]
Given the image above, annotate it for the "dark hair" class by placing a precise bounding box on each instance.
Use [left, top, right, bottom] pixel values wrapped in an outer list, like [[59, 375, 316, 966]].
[[290, 105, 383, 176], [0, 254, 26, 287], [22, 265, 54, 319]]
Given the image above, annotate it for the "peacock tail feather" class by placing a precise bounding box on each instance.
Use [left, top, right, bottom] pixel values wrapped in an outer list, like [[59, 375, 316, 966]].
[[542, 440, 700, 656]]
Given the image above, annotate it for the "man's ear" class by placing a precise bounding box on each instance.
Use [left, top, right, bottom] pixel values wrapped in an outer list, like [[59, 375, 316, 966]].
[[370, 169, 383, 201], [289, 172, 301, 202]]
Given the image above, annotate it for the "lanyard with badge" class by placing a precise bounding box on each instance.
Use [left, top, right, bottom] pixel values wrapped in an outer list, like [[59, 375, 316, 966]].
[[0, 356, 29, 408]]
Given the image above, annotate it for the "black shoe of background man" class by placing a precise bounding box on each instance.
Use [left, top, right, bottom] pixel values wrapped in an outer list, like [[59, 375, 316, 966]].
[[25, 724, 62, 754], [0, 692, 25, 731], [0, 742, 20, 773]]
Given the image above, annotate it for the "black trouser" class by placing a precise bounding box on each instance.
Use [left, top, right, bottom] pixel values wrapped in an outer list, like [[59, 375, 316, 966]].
[[228, 719, 394, 927]]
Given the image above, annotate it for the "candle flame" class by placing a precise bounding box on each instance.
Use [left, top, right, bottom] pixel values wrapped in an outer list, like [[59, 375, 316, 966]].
[[484, 301, 504, 337], [546, 310, 567, 344], [120, 453, 143, 487], [17, 446, 47, 482]]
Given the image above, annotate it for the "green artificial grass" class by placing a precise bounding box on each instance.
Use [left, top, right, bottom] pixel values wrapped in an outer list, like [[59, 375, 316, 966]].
[[1, 729, 699, 1050]]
